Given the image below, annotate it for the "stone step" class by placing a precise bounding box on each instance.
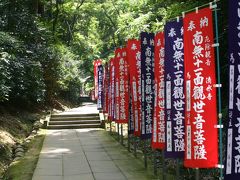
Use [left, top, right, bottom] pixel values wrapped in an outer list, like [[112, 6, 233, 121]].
[[49, 120, 101, 125], [51, 113, 99, 118], [48, 123, 101, 129], [50, 116, 99, 121]]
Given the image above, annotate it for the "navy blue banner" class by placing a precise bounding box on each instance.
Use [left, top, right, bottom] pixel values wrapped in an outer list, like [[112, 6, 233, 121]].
[[225, 1, 240, 179], [140, 32, 155, 139], [164, 19, 185, 158], [97, 65, 104, 110]]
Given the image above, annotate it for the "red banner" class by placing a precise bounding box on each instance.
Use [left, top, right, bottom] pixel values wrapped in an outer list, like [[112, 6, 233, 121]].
[[183, 7, 218, 168], [108, 58, 115, 121], [152, 32, 165, 149], [127, 39, 142, 136], [93, 59, 102, 100], [103, 63, 109, 113], [114, 48, 129, 123]]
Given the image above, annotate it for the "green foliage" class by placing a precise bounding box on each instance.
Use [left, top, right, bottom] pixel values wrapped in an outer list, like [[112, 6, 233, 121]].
[[0, 0, 227, 110]]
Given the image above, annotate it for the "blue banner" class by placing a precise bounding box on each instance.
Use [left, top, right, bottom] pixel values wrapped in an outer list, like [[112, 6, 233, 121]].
[[140, 32, 155, 139], [225, 1, 240, 179], [164, 19, 185, 158], [97, 65, 104, 110]]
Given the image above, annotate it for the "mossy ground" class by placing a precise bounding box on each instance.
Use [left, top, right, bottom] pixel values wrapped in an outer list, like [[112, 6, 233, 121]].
[[3, 130, 45, 180]]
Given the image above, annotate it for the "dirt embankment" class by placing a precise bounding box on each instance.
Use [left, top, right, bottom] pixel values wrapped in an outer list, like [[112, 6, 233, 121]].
[[0, 107, 45, 176], [0, 99, 74, 177]]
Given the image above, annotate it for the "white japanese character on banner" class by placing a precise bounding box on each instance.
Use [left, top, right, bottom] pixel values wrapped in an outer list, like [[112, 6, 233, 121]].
[[173, 100, 184, 111], [236, 75, 240, 94], [145, 57, 152, 64], [131, 43, 137, 50], [236, 98, 240, 111], [150, 39, 154, 46], [193, 101, 206, 113], [181, 27, 184, 35], [173, 38, 184, 50], [174, 63, 183, 71], [235, 117, 240, 135], [194, 72, 204, 85], [193, 114, 205, 129], [192, 86, 206, 100], [159, 48, 165, 58], [157, 39, 161, 46], [168, 28, 176, 37], [174, 74, 184, 86], [173, 86, 184, 99], [174, 139, 184, 151], [193, 31, 203, 45], [145, 47, 152, 57], [193, 46, 204, 59], [174, 125, 184, 139], [194, 145, 207, 159], [206, 85, 212, 92], [173, 51, 184, 62], [207, 93, 213, 100], [143, 38, 148, 45], [200, 16, 209, 28], [174, 111, 184, 125], [188, 21, 196, 31], [235, 155, 240, 173]]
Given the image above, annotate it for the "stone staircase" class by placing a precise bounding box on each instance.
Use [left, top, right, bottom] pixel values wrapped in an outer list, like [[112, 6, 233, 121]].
[[48, 113, 101, 129]]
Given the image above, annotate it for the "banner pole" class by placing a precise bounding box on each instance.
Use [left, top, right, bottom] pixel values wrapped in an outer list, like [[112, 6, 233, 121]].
[[117, 123, 120, 142], [153, 149, 157, 175], [120, 124, 124, 145], [127, 132, 130, 152], [162, 150, 166, 180], [110, 121, 112, 135], [176, 158, 180, 180], [195, 168, 200, 180], [144, 139, 148, 169], [213, 2, 223, 179], [134, 136, 137, 157]]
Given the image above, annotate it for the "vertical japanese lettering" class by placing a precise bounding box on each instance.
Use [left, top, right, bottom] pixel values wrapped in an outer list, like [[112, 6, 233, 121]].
[[164, 19, 185, 158], [183, 7, 218, 168], [225, 1, 240, 179], [140, 32, 155, 139]]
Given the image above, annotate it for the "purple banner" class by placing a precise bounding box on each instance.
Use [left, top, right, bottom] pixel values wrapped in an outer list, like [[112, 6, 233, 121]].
[[164, 19, 185, 158], [97, 65, 104, 110], [140, 32, 155, 139], [225, 1, 240, 179]]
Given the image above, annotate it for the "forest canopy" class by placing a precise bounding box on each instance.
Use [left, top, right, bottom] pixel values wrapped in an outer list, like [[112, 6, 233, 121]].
[[0, 0, 227, 107]]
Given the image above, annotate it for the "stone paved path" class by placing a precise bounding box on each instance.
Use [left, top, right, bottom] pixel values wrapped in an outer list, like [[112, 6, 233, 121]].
[[32, 129, 157, 180], [32, 103, 157, 180]]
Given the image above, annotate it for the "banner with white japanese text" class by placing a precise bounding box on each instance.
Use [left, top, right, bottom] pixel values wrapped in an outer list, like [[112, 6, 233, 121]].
[[115, 48, 129, 124], [103, 63, 109, 114], [183, 7, 218, 168], [108, 58, 115, 121], [225, 0, 240, 179], [127, 39, 142, 136], [141, 32, 155, 139], [164, 20, 185, 158], [152, 32, 165, 149], [97, 65, 104, 110], [94, 59, 102, 100]]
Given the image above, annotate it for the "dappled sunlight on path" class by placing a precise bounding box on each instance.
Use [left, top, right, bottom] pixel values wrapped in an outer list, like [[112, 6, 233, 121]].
[[32, 129, 157, 180], [32, 103, 157, 180]]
